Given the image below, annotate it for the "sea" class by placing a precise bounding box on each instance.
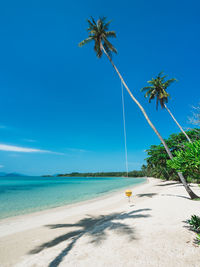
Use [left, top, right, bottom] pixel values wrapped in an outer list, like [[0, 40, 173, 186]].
[[0, 176, 146, 219]]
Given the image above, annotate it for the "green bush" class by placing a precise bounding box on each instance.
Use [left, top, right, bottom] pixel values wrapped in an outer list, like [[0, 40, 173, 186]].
[[187, 215, 200, 233], [145, 129, 200, 181], [187, 215, 200, 246], [167, 140, 200, 182]]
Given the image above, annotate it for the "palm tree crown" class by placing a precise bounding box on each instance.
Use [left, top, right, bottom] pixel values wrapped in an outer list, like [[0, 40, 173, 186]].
[[78, 17, 117, 58], [141, 72, 176, 110]]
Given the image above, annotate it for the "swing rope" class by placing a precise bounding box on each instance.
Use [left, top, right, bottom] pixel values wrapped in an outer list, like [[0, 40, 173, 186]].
[[121, 81, 128, 177]]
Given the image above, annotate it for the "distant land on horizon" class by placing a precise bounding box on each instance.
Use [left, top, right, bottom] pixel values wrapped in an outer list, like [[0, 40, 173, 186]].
[[42, 170, 145, 178], [0, 170, 145, 178], [0, 172, 26, 177]]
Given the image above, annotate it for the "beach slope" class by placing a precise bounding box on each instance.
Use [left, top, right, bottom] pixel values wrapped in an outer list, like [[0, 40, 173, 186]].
[[0, 178, 200, 267]]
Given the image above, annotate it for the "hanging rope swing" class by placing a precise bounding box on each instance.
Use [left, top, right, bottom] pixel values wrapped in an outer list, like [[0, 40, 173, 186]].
[[121, 82, 133, 202], [121, 81, 129, 178]]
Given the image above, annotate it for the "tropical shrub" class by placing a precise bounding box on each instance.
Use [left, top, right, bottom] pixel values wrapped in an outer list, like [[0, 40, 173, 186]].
[[145, 144, 176, 180], [167, 140, 200, 182], [187, 215, 200, 246], [145, 129, 200, 182], [187, 215, 200, 233]]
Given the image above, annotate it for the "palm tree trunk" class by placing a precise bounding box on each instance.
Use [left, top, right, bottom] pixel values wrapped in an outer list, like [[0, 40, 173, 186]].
[[164, 103, 192, 143], [101, 45, 199, 199]]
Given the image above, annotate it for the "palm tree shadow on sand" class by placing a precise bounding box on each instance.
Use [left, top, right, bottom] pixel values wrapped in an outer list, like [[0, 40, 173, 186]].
[[29, 208, 151, 267], [136, 193, 158, 198]]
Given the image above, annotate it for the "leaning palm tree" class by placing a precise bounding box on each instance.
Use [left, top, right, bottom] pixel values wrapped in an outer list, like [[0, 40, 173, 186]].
[[78, 17, 198, 199], [141, 72, 191, 143]]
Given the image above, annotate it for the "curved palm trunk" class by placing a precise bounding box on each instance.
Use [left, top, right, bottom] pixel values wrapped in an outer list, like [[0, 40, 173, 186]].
[[101, 45, 198, 199], [164, 103, 192, 143]]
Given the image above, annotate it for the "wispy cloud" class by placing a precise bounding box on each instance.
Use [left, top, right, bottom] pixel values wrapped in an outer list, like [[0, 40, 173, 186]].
[[0, 144, 63, 155]]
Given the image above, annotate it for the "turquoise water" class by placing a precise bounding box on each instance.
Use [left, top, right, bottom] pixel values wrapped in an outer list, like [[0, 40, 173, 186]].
[[0, 176, 146, 219]]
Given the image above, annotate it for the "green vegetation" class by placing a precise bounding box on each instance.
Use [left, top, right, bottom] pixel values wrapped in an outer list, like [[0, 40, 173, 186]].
[[143, 129, 200, 183], [187, 215, 200, 233], [56, 170, 145, 178], [167, 140, 200, 182], [187, 215, 200, 245], [79, 16, 198, 199]]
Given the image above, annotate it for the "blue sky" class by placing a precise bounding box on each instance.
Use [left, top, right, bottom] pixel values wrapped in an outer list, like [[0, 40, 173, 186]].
[[0, 0, 199, 175]]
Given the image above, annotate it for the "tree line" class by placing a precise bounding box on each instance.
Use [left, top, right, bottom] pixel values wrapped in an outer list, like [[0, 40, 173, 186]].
[[142, 129, 200, 183], [57, 170, 145, 178]]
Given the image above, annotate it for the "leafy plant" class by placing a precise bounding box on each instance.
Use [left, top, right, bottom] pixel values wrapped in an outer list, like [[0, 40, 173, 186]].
[[145, 129, 200, 182], [167, 140, 200, 181], [187, 215, 200, 233], [187, 215, 200, 246]]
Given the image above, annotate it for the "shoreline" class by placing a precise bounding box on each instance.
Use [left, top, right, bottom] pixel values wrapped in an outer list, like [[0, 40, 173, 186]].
[[1, 177, 200, 267], [0, 177, 148, 238], [0, 177, 147, 224]]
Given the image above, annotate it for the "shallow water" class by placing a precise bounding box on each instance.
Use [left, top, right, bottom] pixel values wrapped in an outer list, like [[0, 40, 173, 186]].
[[0, 176, 146, 219]]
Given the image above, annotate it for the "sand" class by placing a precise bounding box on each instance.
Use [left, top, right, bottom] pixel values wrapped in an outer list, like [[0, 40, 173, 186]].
[[0, 178, 200, 267]]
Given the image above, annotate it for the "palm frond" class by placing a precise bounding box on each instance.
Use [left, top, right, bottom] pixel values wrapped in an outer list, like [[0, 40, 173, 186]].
[[141, 72, 177, 110], [104, 20, 112, 31], [99, 16, 107, 23], [78, 37, 93, 47], [90, 16, 97, 26], [148, 90, 156, 99], [103, 38, 117, 54], [148, 79, 156, 85], [94, 41, 102, 58], [160, 75, 168, 82], [103, 42, 112, 58], [157, 71, 164, 78], [141, 86, 154, 92], [87, 19, 95, 28], [145, 90, 153, 98], [163, 78, 177, 89], [87, 18, 98, 32], [97, 18, 102, 30], [79, 17, 117, 59], [105, 31, 116, 38]]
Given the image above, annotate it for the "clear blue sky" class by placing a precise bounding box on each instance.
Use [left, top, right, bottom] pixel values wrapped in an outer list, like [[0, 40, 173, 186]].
[[0, 0, 199, 175]]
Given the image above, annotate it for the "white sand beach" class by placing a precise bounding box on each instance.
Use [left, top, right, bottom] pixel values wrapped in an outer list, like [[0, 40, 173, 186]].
[[0, 178, 200, 267]]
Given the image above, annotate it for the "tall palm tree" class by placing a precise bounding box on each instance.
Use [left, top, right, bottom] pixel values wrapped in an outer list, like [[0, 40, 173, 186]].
[[78, 17, 198, 199], [141, 72, 191, 143]]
